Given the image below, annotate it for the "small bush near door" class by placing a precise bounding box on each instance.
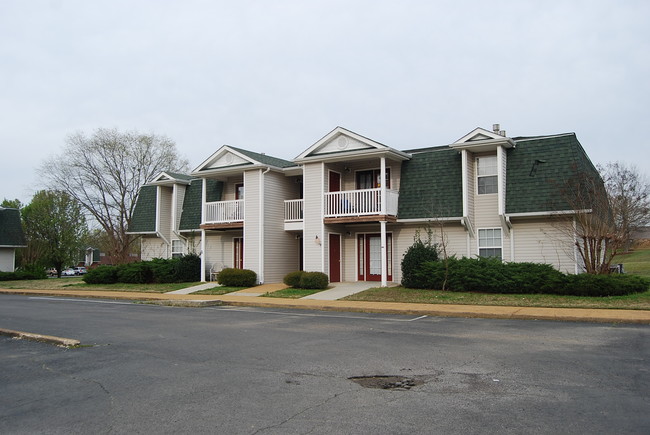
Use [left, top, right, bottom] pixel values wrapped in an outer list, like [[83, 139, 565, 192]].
[[283, 271, 329, 289], [283, 271, 304, 287], [217, 268, 257, 287]]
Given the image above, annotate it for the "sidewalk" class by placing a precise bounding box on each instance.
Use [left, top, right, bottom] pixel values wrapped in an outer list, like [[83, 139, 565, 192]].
[[2, 288, 650, 324]]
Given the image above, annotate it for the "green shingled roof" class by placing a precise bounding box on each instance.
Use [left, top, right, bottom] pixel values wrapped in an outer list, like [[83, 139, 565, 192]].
[[398, 147, 463, 218], [228, 146, 297, 168], [0, 207, 27, 247], [179, 179, 223, 231], [128, 185, 157, 233], [506, 133, 598, 214], [164, 172, 193, 181]]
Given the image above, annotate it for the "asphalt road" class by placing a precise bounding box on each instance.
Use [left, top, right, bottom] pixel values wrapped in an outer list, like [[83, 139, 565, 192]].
[[1, 294, 648, 434]]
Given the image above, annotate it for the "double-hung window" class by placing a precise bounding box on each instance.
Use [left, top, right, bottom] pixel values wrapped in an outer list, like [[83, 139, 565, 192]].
[[477, 156, 498, 194], [171, 239, 185, 258], [478, 228, 502, 259]]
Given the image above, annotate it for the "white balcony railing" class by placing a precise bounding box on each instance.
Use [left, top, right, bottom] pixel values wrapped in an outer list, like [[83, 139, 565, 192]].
[[284, 199, 304, 222], [204, 199, 244, 224], [324, 188, 399, 218]]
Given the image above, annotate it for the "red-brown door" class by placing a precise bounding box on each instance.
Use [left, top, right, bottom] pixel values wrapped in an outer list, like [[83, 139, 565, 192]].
[[329, 233, 341, 282], [233, 237, 243, 269], [329, 171, 341, 192]]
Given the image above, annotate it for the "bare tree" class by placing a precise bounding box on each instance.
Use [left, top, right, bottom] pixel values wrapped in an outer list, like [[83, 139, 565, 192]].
[[598, 162, 650, 251], [557, 165, 623, 274], [42, 128, 189, 263]]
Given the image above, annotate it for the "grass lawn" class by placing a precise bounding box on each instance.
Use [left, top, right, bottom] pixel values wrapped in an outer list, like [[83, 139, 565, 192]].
[[616, 247, 650, 277], [262, 287, 324, 299], [193, 286, 248, 295], [343, 287, 650, 310], [0, 277, 205, 293], [346, 245, 650, 310]]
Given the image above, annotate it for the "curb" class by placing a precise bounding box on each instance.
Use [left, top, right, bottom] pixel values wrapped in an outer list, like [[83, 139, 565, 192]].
[[144, 300, 224, 307], [0, 328, 80, 347]]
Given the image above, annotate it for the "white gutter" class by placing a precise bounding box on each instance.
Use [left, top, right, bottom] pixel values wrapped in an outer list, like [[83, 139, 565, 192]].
[[506, 209, 591, 218]]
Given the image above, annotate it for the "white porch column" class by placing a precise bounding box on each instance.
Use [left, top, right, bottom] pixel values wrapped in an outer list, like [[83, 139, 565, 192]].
[[380, 220, 387, 287], [201, 178, 207, 224], [200, 229, 206, 282], [380, 157, 387, 215]]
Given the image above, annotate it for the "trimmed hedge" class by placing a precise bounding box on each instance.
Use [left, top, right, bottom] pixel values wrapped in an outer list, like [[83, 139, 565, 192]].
[[217, 268, 257, 287], [283, 271, 304, 288], [83, 254, 201, 285], [299, 271, 329, 289], [409, 257, 649, 297], [282, 271, 329, 289], [117, 262, 153, 284], [83, 265, 118, 284], [0, 267, 47, 281]]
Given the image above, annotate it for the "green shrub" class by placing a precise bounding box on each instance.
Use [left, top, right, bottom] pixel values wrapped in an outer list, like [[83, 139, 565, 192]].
[[176, 254, 201, 282], [299, 271, 329, 289], [15, 265, 47, 280], [0, 271, 18, 281], [117, 262, 153, 284], [217, 268, 257, 287], [411, 256, 648, 297], [283, 271, 304, 288], [83, 265, 118, 284], [149, 258, 180, 283], [561, 274, 649, 297], [401, 239, 439, 289]]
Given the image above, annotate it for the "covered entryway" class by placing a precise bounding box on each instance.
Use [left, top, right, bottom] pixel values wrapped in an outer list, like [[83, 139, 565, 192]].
[[357, 233, 392, 281]]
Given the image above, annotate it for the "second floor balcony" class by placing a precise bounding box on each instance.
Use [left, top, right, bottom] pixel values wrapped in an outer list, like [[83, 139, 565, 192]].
[[283, 188, 399, 225], [324, 188, 398, 220], [202, 199, 244, 229]]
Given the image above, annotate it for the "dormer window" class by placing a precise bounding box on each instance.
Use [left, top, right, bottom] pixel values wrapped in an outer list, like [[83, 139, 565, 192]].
[[477, 156, 498, 194]]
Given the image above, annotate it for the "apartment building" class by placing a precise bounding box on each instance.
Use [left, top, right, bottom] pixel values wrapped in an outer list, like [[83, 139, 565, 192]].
[[128, 125, 597, 284]]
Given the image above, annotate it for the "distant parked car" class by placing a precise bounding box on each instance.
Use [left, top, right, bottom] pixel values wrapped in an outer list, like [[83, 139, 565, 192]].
[[73, 267, 87, 275], [61, 268, 76, 276], [46, 268, 57, 277]]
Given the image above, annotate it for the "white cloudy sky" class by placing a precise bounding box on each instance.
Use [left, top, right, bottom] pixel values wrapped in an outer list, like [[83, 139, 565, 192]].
[[1, 0, 648, 204]]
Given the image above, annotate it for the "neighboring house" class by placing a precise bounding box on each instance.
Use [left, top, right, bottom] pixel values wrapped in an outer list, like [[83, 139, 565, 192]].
[[0, 206, 27, 272], [79, 247, 141, 268], [128, 125, 599, 285]]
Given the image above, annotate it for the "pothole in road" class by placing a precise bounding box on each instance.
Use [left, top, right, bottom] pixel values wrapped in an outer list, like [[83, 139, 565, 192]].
[[348, 375, 425, 390]]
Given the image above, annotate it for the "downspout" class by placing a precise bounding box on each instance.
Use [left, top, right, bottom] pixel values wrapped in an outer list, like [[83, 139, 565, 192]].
[[259, 167, 271, 284]]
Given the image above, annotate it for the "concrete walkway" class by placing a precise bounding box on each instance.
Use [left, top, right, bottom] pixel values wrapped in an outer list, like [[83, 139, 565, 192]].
[[301, 281, 380, 300], [2, 288, 650, 324], [166, 282, 221, 295]]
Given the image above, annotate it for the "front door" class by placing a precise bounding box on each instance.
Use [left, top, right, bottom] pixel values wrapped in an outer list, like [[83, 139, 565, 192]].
[[233, 237, 243, 269], [329, 233, 341, 282], [358, 234, 392, 281]]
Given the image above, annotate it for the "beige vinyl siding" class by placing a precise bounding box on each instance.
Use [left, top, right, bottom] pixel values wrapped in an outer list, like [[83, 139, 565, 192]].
[[223, 176, 244, 200], [0, 248, 15, 272], [141, 236, 168, 260], [466, 153, 475, 220], [175, 184, 186, 230], [512, 218, 576, 273], [158, 186, 173, 241], [263, 172, 300, 282], [303, 162, 324, 272], [243, 170, 261, 278]]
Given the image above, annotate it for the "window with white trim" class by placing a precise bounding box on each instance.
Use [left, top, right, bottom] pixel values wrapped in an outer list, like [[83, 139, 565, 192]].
[[478, 228, 502, 259], [171, 239, 185, 258], [477, 156, 498, 194]]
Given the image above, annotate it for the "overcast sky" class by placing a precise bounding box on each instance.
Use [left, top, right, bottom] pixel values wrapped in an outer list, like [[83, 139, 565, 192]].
[[1, 0, 648, 205]]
